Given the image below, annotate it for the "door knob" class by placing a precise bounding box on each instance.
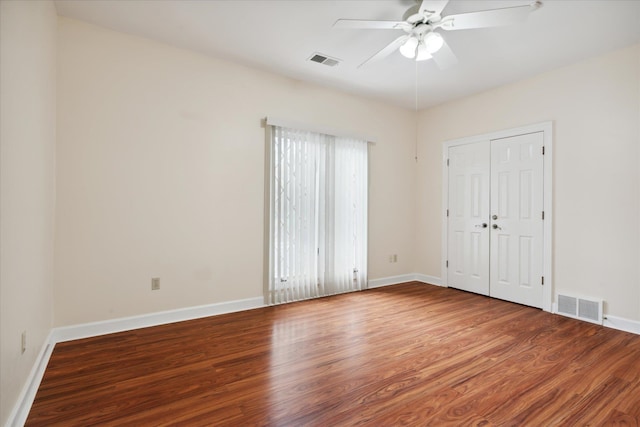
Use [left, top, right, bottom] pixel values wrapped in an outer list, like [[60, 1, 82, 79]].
[[492, 215, 498, 220], [492, 224, 502, 230], [475, 223, 488, 228]]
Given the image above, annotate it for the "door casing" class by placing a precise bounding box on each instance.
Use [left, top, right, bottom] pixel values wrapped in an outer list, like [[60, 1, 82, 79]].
[[441, 121, 553, 312]]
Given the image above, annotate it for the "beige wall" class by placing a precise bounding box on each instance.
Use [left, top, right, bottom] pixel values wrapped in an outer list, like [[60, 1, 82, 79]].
[[637, 44, 640, 322], [53, 18, 640, 325], [0, 0, 57, 424], [416, 44, 640, 321], [55, 17, 417, 326]]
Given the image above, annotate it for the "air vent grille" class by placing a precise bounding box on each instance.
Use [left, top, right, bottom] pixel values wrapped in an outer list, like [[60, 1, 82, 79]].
[[578, 299, 601, 323], [310, 54, 326, 63], [557, 295, 577, 316], [308, 53, 341, 67], [556, 293, 603, 325]]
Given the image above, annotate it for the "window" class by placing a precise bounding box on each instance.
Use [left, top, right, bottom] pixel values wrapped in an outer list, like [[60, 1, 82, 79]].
[[268, 125, 368, 304]]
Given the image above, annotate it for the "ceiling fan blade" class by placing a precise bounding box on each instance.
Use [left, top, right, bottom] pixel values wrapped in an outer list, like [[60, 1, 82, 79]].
[[431, 39, 458, 70], [440, 3, 538, 31], [419, 0, 450, 17], [333, 19, 410, 30], [358, 35, 410, 68]]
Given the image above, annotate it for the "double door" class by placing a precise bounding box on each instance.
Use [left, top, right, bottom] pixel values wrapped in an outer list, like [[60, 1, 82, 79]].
[[447, 132, 544, 308]]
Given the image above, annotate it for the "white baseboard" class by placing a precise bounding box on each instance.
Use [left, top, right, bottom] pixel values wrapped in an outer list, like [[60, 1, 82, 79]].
[[368, 273, 443, 289], [7, 296, 265, 427], [603, 315, 640, 335], [412, 273, 443, 286], [53, 297, 265, 343], [5, 330, 56, 427], [368, 274, 416, 289]]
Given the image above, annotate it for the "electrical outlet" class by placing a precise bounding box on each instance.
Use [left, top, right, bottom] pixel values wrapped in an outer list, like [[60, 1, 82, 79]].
[[21, 331, 26, 354], [151, 277, 160, 290]]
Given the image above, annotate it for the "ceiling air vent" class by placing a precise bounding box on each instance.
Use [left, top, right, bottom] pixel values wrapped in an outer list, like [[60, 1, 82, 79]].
[[308, 53, 340, 67]]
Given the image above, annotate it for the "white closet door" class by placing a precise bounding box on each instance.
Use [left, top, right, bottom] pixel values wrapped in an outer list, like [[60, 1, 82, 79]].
[[447, 141, 491, 295], [489, 132, 544, 308]]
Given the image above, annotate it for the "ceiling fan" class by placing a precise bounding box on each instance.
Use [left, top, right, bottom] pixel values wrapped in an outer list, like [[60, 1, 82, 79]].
[[333, 0, 542, 69]]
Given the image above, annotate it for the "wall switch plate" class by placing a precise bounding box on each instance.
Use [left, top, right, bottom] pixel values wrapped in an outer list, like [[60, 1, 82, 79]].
[[151, 278, 160, 290]]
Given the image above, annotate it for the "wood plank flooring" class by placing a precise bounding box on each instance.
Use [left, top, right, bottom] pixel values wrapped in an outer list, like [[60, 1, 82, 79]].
[[27, 282, 640, 426]]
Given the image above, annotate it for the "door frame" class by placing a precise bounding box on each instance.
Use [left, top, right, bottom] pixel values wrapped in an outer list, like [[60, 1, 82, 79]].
[[441, 121, 553, 312]]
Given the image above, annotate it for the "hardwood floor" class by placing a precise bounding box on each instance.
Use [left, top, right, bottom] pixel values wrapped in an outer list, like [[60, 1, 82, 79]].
[[27, 282, 640, 426]]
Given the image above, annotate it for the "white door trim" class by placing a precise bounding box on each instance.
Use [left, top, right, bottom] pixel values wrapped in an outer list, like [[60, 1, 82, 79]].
[[441, 121, 553, 312]]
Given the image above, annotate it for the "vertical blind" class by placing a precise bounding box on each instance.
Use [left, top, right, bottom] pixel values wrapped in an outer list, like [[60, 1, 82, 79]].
[[268, 125, 368, 305]]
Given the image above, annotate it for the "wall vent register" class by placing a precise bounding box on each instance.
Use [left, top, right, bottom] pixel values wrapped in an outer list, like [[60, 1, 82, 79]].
[[556, 293, 603, 325]]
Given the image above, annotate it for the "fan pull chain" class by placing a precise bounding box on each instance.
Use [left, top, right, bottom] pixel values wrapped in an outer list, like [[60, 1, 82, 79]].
[[414, 59, 418, 162]]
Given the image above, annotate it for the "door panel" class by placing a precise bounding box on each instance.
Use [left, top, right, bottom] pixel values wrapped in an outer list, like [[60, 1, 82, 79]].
[[447, 141, 490, 295], [489, 132, 544, 308]]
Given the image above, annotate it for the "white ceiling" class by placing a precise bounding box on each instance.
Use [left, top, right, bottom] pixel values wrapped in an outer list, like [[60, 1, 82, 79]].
[[54, 0, 640, 110]]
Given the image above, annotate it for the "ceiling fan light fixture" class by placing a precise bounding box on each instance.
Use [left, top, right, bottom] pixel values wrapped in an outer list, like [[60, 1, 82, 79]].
[[423, 31, 444, 54], [399, 36, 419, 58]]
